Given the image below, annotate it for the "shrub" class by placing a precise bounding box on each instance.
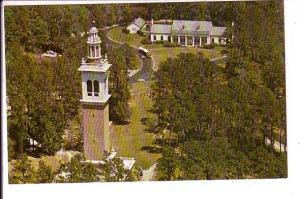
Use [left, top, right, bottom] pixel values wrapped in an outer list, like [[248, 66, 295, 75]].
[[122, 28, 130, 34], [221, 49, 229, 55], [141, 37, 152, 44], [153, 40, 164, 44], [219, 43, 227, 47], [137, 30, 145, 36], [163, 41, 180, 47], [202, 44, 215, 49]]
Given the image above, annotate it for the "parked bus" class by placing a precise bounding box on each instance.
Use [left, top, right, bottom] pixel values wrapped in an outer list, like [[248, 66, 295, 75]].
[[138, 46, 151, 58]]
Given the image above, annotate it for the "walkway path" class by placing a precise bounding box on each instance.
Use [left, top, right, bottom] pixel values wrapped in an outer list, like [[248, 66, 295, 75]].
[[210, 55, 228, 64], [141, 163, 157, 181]]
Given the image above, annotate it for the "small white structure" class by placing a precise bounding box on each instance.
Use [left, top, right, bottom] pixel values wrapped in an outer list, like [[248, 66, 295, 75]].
[[126, 17, 145, 33], [42, 50, 58, 57], [210, 26, 227, 44]]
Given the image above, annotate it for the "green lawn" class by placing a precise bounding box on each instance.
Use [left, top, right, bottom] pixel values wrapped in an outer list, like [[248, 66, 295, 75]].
[[151, 47, 224, 70], [107, 27, 164, 49], [110, 81, 161, 169], [108, 27, 144, 48]]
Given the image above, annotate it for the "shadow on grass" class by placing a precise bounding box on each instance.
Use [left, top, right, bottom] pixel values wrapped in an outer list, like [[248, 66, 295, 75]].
[[153, 137, 178, 148], [140, 117, 158, 134], [140, 145, 162, 154]]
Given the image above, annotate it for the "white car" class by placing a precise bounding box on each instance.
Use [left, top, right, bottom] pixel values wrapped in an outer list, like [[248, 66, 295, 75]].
[[42, 50, 58, 57]]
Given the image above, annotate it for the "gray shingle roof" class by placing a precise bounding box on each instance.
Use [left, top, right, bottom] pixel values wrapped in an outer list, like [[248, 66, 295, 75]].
[[171, 20, 212, 36], [133, 17, 145, 28], [211, 26, 226, 36], [150, 24, 172, 34]]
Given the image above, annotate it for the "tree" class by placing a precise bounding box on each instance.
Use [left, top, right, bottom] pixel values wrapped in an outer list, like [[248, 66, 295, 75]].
[[101, 153, 128, 182], [123, 44, 139, 70], [37, 160, 54, 183], [156, 146, 178, 180], [108, 48, 131, 123], [9, 155, 37, 184], [152, 49, 286, 179]]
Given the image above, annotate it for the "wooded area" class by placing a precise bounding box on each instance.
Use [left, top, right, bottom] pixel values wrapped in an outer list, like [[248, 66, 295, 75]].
[[152, 1, 286, 179], [5, 1, 287, 182]]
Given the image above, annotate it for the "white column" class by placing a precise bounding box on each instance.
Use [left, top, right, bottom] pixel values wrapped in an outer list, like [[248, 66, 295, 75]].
[[192, 36, 195, 46], [185, 36, 187, 46], [178, 36, 180, 45], [199, 36, 202, 46], [207, 36, 211, 45], [171, 35, 173, 43]]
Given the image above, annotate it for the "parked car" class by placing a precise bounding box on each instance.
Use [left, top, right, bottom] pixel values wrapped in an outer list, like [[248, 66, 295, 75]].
[[42, 50, 61, 57]]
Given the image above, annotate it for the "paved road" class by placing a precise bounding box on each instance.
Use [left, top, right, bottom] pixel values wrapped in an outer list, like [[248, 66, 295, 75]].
[[104, 26, 155, 83], [210, 55, 228, 63]]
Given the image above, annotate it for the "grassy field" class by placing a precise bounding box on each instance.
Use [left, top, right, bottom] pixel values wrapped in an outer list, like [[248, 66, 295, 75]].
[[110, 81, 161, 169], [108, 27, 144, 48], [151, 46, 224, 70], [108, 27, 225, 70], [107, 27, 163, 49]]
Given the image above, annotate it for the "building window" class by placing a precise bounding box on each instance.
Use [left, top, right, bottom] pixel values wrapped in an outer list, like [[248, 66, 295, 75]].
[[96, 46, 99, 57], [154, 35, 156, 40], [87, 80, 93, 96], [194, 37, 200, 45], [146, 24, 150, 31], [201, 37, 207, 44], [92, 46, 96, 57], [93, 80, 99, 96], [219, 37, 222, 43], [161, 35, 163, 40], [212, 38, 214, 43], [168, 36, 171, 42], [173, 36, 178, 43]]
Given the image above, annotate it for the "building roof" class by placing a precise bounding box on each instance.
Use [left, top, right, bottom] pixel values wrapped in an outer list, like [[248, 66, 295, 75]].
[[150, 24, 172, 34], [133, 17, 145, 28], [211, 26, 226, 36], [171, 20, 212, 35]]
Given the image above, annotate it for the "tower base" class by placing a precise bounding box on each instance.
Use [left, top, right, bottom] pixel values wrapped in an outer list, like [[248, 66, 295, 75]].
[[81, 103, 110, 160]]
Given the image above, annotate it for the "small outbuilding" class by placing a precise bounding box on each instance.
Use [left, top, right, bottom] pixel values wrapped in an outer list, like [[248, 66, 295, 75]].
[[126, 17, 146, 33]]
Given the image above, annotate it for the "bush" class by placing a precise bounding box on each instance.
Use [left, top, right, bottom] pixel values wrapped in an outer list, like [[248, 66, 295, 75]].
[[137, 30, 145, 36], [202, 44, 215, 49], [153, 40, 164, 44], [219, 43, 227, 47], [141, 37, 152, 44], [122, 28, 130, 34], [221, 49, 229, 55], [163, 41, 180, 47]]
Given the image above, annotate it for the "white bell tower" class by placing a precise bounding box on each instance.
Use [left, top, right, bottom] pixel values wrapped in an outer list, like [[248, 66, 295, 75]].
[[78, 21, 111, 160]]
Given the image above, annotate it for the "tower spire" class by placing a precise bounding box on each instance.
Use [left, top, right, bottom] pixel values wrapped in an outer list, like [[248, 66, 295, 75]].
[[87, 20, 102, 61]]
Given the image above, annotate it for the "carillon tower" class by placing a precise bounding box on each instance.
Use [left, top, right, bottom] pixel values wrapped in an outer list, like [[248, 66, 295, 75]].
[[78, 21, 111, 160]]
